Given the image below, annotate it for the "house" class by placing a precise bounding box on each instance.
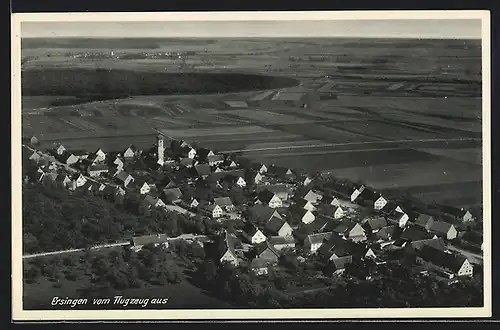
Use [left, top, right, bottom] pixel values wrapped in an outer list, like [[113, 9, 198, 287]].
[[97, 183, 107, 193], [181, 146, 197, 159], [268, 236, 295, 251], [375, 225, 397, 242], [250, 257, 271, 275], [316, 234, 352, 261], [305, 215, 330, 233], [79, 180, 94, 193], [427, 221, 458, 240], [52, 143, 66, 155], [220, 174, 246, 188], [264, 184, 291, 201], [322, 195, 341, 207], [333, 221, 367, 242], [248, 204, 283, 223], [362, 216, 388, 234], [72, 173, 87, 188], [241, 223, 267, 245], [123, 146, 137, 160], [87, 164, 108, 177], [399, 226, 435, 243], [138, 181, 152, 195], [196, 148, 215, 161], [193, 164, 211, 179], [416, 245, 473, 278], [406, 237, 448, 254], [186, 197, 200, 209], [207, 154, 225, 166], [415, 214, 435, 230], [30, 136, 39, 145], [387, 211, 410, 228], [381, 201, 405, 215], [59, 152, 79, 166], [255, 190, 282, 209], [200, 203, 224, 219], [213, 197, 235, 212], [295, 199, 316, 212], [373, 195, 388, 210], [115, 186, 127, 197], [290, 206, 316, 224], [115, 171, 134, 187], [297, 189, 323, 205], [141, 195, 166, 213], [458, 231, 483, 250], [350, 185, 366, 202], [321, 205, 344, 219], [438, 205, 475, 223], [303, 232, 333, 254], [271, 166, 295, 180], [180, 158, 195, 168], [265, 217, 293, 238], [28, 151, 42, 164], [206, 231, 240, 266], [247, 171, 264, 185], [93, 148, 106, 162], [330, 257, 352, 276], [112, 157, 125, 170], [131, 233, 169, 252], [252, 163, 268, 174], [162, 187, 183, 204], [302, 176, 313, 186], [55, 174, 72, 188], [254, 241, 280, 264]]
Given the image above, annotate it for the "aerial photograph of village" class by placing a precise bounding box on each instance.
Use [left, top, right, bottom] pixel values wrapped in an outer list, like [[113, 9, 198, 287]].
[[18, 18, 485, 312]]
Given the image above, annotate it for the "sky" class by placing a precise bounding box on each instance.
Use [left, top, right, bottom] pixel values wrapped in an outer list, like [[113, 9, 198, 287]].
[[21, 19, 482, 39]]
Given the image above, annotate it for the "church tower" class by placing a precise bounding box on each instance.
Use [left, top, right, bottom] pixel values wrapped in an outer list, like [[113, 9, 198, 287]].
[[157, 134, 164, 166]]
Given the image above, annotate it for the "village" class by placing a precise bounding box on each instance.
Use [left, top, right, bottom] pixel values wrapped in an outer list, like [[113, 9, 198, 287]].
[[22, 134, 484, 287]]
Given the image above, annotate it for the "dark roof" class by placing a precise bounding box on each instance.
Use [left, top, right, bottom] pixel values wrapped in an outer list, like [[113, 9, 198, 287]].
[[250, 257, 270, 269], [196, 148, 214, 160], [428, 221, 455, 235], [257, 190, 277, 204], [306, 214, 330, 233], [376, 225, 397, 240], [132, 234, 169, 247], [258, 184, 291, 194], [162, 187, 183, 201], [295, 199, 314, 209], [437, 205, 469, 217], [400, 226, 434, 242], [305, 232, 333, 246], [265, 216, 288, 235], [254, 241, 280, 258], [180, 158, 194, 167], [410, 238, 448, 252], [417, 245, 468, 273], [207, 154, 224, 162], [332, 256, 352, 270], [242, 222, 260, 237], [415, 214, 434, 227], [269, 236, 295, 246], [289, 205, 312, 219], [333, 221, 359, 235], [460, 231, 483, 245], [359, 187, 378, 201], [382, 201, 403, 214], [194, 164, 211, 177], [116, 171, 132, 182], [210, 169, 245, 181], [223, 174, 244, 184], [363, 217, 388, 231], [214, 197, 234, 207], [317, 235, 352, 258], [249, 204, 281, 223]]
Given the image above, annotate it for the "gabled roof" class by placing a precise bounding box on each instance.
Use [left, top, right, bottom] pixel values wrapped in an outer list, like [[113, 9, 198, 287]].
[[400, 226, 434, 242], [162, 187, 183, 201], [428, 221, 455, 235], [269, 236, 295, 246], [295, 199, 314, 209], [264, 184, 291, 194], [132, 233, 169, 246], [116, 171, 132, 182], [382, 201, 403, 213], [332, 256, 352, 270], [194, 164, 211, 177], [242, 222, 261, 238], [460, 231, 483, 245], [257, 190, 277, 204], [363, 217, 388, 231], [142, 194, 159, 206], [317, 234, 351, 258], [196, 148, 214, 160], [305, 232, 333, 246], [376, 225, 397, 240], [437, 205, 470, 217], [214, 197, 234, 207], [417, 245, 468, 273], [88, 164, 108, 171], [265, 216, 288, 234], [410, 238, 447, 252], [305, 215, 329, 233], [180, 158, 194, 166], [207, 154, 224, 162], [199, 203, 221, 213], [333, 221, 361, 235], [249, 204, 282, 222], [254, 240, 280, 258], [415, 214, 434, 227], [223, 174, 245, 184], [289, 205, 312, 219]]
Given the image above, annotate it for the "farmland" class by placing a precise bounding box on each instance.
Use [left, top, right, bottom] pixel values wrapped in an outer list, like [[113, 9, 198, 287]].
[[20, 37, 483, 207]]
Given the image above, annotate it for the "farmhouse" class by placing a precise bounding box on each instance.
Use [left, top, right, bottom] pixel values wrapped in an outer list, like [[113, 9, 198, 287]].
[[301, 176, 313, 186], [207, 154, 225, 166], [131, 234, 169, 252], [415, 214, 435, 230], [381, 201, 405, 215], [250, 258, 271, 275], [304, 232, 333, 254], [265, 217, 293, 238], [373, 195, 389, 211], [305, 215, 330, 233], [30, 136, 39, 145], [112, 156, 125, 170], [254, 241, 280, 264], [416, 245, 473, 278], [241, 223, 267, 245], [52, 143, 66, 156], [387, 211, 410, 228], [59, 152, 79, 166], [207, 231, 240, 266], [223, 175, 246, 188], [350, 185, 366, 202], [196, 148, 215, 161], [290, 205, 315, 224], [200, 203, 224, 219], [28, 151, 42, 164], [406, 237, 448, 254], [321, 205, 344, 219], [71, 173, 87, 188], [193, 164, 211, 179], [213, 197, 235, 212], [295, 199, 316, 212], [255, 190, 282, 209], [375, 225, 397, 242], [161, 187, 183, 204], [316, 235, 353, 262], [427, 221, 458, 240], [185, 197, 200, 209], [115, 171, 134, 187], [399, 226, 435, 243], [55, 174, 72, 189], [180, 158, 195, 168], [268, 236, 295, 251], [322, 195, 341, 207], [362, 216, 388, 234], [270, 166, 295, 180], [87, 164, 108, 177], [333, 221, 366, 242], [140, 195, 166, 212], [93, 148, 106, 162], [252, 163, 268, 174], [438, 205, 475, 223], [246, 171, 264, 185], [299, 189, 323, 205], [263, 184, 291, 201]]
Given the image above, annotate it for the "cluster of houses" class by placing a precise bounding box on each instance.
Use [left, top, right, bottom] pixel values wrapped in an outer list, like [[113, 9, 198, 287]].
[[23, 135, 482, 284]]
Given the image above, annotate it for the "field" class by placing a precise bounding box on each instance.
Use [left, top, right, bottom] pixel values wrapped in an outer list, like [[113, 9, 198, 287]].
[[21, 37, 483, 207]]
